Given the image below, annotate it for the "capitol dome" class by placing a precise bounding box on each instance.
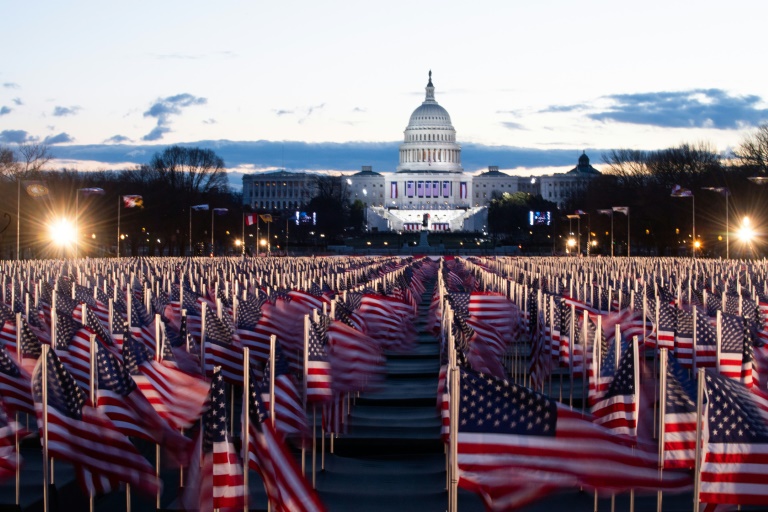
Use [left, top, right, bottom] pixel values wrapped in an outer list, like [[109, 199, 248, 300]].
[[396, 71, 462, 174]]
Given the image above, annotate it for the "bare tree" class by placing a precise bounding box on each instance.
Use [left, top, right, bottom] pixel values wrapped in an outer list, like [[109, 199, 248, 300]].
[[601, 149, 651, 188], [733, 123, 768, 174], [0, 146, 18, 181], [17, 143, 53, 177], [141, 145, 229, 196]]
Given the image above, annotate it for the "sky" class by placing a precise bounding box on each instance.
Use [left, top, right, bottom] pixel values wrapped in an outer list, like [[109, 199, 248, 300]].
[[2, 0, 768, 190]]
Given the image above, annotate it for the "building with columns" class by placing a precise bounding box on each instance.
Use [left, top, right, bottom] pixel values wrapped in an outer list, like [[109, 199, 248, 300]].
[[243, 73, 601, 231]]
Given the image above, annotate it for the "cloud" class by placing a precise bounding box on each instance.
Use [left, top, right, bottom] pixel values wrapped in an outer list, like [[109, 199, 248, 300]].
[[203, 118, 217, 124], [540, 104, 587, 113], [0, 130, 36, 143], [142, 125, 171, 141], [142, 93, 207, 141], [352, 107, 366, 113], [12, 98, 22, 106], [47, 139, 601, 188], [587, 89, 768, 129], [0, 106, 10, 116], [53, 105, 81, 117], [2, 83, 19, 89], [273, 104, 326, 123], [104, 135, 132, 144], [43, 132, 74, 144], [500, 121, 526, 130]]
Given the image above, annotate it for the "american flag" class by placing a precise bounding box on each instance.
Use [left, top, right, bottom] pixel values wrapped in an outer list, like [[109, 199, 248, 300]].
[[456, 366, 690, 511], [695, 309, 718, 370], [246, 369, 326, 512], [699, 370, 768, 507], [0, 406, 21, 481], [54, 314, 94, 392], [662, 354, 697, 469], [93, 340, 191, 464], [675, 308, 694, 368], [203, 308, 244, 385], [31, 349, 159, 496], [719, 313, 745, 380], [0, 344, 34, 416], [327, 318, 383, 393], [306, 317, 332, 403], [236, 295, 269, 364], [122, 333, 208, 430], [657, 301, 677, 350], [590, 338, 638, 438], [528, 309, 551, 392], [183, 369, 244, 510], [260, 344, 309, 438]]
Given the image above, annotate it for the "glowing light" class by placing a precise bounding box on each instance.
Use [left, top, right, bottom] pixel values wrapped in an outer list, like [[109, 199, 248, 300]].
[[738, 217, 755, 242], [49, 219, 75, 246], [567, 238, 576, 248], [260, 239, 267, 247], [694, 240, 701, 249], [235, 239, 242, 246]]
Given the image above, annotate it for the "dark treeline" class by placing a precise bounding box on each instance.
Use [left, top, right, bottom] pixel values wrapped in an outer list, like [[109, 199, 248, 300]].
[[488, 125, 768, 258], [0, 145, 242, 258]]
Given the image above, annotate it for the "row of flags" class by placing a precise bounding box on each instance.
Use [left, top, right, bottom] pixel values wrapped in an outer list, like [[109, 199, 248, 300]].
[[0, 254, 437, 508], [434, 255, 768, 511]]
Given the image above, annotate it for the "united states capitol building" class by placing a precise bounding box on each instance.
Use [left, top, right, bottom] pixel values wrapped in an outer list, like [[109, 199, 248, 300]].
[[242, 72, 600, 232]]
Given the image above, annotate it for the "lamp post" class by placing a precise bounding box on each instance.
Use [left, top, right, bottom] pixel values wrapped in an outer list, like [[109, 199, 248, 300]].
[[567, 214, 581, 255], [597, 209, 614, 256], [702, 187, 730, 259], [671, 186, 695, 258]]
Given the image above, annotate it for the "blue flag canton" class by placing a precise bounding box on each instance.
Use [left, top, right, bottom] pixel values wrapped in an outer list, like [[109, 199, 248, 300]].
[[604, 341, 635, 399], [85, 307, 113, 346], [345, 292, 363, 312], [705, 371, 768, 444], [205, 309, 234, 347], [658, 303, 677, 332], [0, 345, 21, 377], [695, 309, 717, 347], [122, 335, 151, 376], [665, 355, 697, 414], [19, 317, 42, 359], [447, 292, 471, 320], [721, 313, 745, 354], [0, 302, 14, 325], [55, 313, 81, 351], [32, 350, 86, 420], [724, 294, 740, 316], [236, 296, 264, 331], [308, 318, 329, 363], [459, 367, 557, 436], [261, 342, 293, 385], [676, 309, 693, 337], [96, 345, 136, 396], [248, 370, 269, 426], [203, 372, 229, 450]]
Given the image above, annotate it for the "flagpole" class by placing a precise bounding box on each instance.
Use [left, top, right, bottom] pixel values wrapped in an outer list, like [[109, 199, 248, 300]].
[[16, 179, 20, 261], [211, 209, 215, 256], [693, 368, 705, 511], [611, 211, 614, 257], [657, 348, 667, 512], [189, 208, 192, 256], [241, 209, 245, 256], [41, 345, 50, 512], [116, 196, 121, 260], [692, 194, 696, 259], [75, 191, 79, 260], [627, 209, 631, 257], [242, 347, 250, 512], [726, 192, 729, 259]]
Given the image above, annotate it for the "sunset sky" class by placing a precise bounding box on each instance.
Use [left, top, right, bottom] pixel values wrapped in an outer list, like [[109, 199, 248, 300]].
[[2, 0, 768, 187]]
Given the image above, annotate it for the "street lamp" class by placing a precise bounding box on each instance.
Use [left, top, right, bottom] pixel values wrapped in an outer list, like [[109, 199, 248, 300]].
[[738, 216, 754, 242]]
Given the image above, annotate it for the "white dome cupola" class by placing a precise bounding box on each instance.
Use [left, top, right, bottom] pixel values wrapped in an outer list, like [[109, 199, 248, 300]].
[[397, 71, 463, 173]]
